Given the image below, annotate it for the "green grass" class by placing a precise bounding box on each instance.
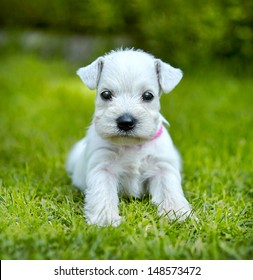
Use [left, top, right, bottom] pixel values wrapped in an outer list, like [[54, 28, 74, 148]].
[[0, 53, 252, 260]]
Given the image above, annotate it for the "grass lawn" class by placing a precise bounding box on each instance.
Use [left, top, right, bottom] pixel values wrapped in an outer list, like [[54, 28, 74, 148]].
[[0, 53, 252, 260]]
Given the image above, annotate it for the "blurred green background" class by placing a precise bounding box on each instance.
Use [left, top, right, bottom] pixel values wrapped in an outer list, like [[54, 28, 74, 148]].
[[1, 0, 253, 71]]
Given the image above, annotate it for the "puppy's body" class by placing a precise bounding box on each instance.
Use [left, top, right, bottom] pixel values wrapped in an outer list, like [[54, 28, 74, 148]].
[[67, 49, 192, 226]]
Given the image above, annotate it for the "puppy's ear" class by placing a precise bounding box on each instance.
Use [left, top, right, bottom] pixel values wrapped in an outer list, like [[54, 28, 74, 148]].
[[155, 59, 183, 93], [77, 57, 104, 90]]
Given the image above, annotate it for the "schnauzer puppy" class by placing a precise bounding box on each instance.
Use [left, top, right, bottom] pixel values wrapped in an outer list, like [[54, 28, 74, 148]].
[[66, 49, 192, 226]]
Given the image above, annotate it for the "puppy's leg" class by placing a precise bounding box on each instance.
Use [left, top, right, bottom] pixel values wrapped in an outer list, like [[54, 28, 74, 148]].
[[66, 139, 87, 190], [85, 150, 122, 226], [148, 160, 192, 221]]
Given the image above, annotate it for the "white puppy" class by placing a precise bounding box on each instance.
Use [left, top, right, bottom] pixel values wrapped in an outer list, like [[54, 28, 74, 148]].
[[66, 49, 192, 226]]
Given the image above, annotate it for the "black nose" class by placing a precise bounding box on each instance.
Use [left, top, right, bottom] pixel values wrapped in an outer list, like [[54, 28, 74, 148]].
[[116, 114, 137, 132]]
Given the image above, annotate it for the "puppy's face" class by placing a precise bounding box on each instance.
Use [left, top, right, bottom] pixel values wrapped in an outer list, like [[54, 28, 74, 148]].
[[94, 52, 161, 145], [77, 49, 183, 145]]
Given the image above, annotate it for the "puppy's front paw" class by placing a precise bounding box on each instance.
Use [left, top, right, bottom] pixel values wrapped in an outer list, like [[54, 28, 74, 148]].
[[157, 198, 193, 222], [85, 207, 122, 227]]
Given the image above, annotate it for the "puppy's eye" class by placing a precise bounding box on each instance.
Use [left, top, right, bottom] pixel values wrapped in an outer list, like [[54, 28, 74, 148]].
[[142, 91, 154, 102], [100, 90, 113, 101]]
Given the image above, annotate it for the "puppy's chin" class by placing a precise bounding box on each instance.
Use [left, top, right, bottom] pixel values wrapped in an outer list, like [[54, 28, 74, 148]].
[[107, 135, 148, 146], [97, 129, 150, 146], [95, 125, 157, 146]]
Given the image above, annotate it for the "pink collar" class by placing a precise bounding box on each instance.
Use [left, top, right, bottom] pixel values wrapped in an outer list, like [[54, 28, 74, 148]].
[[150, 126, 163, 141]]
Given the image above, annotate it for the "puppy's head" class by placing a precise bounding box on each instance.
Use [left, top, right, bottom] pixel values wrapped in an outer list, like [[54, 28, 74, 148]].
[[77, 49, 182, 145]]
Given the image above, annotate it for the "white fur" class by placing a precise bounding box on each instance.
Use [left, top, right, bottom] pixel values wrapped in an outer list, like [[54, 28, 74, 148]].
[[66, 49, 192, 226]]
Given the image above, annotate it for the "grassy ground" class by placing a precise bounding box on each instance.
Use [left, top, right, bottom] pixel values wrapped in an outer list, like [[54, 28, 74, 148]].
[[0, 53, 252, 260]]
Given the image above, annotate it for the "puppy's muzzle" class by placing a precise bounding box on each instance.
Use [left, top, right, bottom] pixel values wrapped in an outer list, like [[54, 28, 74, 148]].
[[116, 114, 137, 132]]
